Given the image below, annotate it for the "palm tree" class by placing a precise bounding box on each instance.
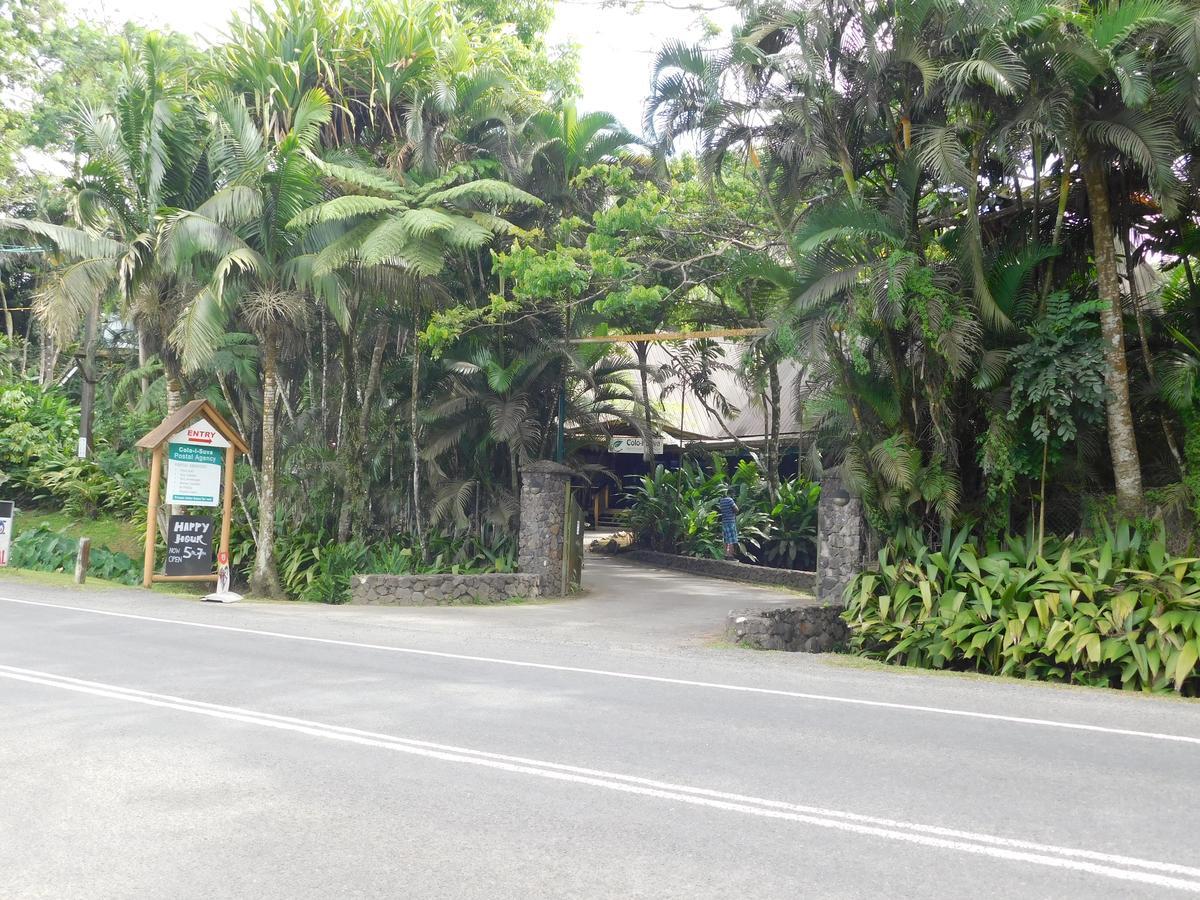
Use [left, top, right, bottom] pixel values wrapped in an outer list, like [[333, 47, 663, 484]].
[[288, 154, 541, 552], [1, 35, 209, 412], [423, 341, 647, 531], [523, 99, 640, 208], [431, 348, 552, 496], [161, 88, 340, 598], [1025, 0, 1193, 516]]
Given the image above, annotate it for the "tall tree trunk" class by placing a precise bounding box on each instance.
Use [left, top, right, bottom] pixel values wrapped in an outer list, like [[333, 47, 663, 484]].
[[1082, 157, 1143, 517], [1031, 133, 1042, 248], [1040, 159, 1073, 303], [319, 307, 329, 441], [335, 331, 357, 542], [0, 282, 12, 338], [410, 339, 426, 559], [250, 333, 285, 598], [20, 311, 33, 375], [78, 295, 99, 459], [1122, 231, 1184, 475], [767, 360, 782, 501], [165, 377, 183, 415], [40, 331, 61, 388], [136, 325, 151, 403], [635, 341, 654, 464], [339, 326, 389, 542], [1181, 255, 1199, 317]]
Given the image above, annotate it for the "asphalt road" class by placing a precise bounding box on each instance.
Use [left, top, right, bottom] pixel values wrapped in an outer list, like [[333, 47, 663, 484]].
[[2, 561, 1200, 899]]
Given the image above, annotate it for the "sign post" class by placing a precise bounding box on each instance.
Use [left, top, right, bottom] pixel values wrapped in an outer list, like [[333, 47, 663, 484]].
[[136, 400, 247, 597], [0, 500, 13, 568]]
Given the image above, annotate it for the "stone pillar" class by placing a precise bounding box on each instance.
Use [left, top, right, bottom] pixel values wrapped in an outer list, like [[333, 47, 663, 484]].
[[816, 474, 869, 604], [517, 460, 573, 597]]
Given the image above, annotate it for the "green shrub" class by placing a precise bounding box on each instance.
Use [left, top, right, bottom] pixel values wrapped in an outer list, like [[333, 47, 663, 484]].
[[290, 541, 369, 604], [761, 478, 820, 569], [27, 448, 148, 519], [0, 381, 77, 498], [844, 523, 1200, 695], [624, 455, 814, 565], [271, 519, 518, 603], [8, 524, 140, 585]]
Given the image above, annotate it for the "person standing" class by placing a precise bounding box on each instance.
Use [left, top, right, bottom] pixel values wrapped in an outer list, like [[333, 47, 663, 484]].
[[718, 487, 739, 560]]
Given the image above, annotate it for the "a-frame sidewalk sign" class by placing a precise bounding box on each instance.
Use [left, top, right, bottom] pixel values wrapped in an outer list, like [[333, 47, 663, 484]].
[[135, 399, 248, 589]]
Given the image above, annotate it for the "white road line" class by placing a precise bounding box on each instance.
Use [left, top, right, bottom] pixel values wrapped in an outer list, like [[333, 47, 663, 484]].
[[2, 595, 1199, 747], [2, 664, 1198, 894], [4, 662, 1199, 879]]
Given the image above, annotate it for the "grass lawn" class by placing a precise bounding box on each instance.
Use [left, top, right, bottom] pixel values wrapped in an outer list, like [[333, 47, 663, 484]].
[[10, 506, 144, 556], [0, 565, 200, 597]]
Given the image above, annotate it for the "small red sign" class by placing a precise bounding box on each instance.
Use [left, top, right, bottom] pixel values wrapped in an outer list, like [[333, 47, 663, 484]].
[[217, 550, 229, 565]]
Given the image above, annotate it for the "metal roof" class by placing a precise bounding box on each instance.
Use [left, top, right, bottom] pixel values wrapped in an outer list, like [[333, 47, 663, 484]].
[[586, 339, 805, 446]]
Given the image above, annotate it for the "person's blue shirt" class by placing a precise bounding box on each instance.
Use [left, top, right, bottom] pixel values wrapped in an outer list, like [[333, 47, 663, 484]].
[[718, 495, 737, 523]]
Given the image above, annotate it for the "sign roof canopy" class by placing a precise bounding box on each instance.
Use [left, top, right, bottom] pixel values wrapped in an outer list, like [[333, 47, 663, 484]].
[[135, 399, 248, 454]]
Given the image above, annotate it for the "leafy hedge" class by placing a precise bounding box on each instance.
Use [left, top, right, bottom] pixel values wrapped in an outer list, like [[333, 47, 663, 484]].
[[9, 524, 141, 585], [231, 519, 519, 603], [0, 379, 147, 518], [0, 381, 77, 497], [624, 456, 819, 568], [844, 524, 1200, 695]]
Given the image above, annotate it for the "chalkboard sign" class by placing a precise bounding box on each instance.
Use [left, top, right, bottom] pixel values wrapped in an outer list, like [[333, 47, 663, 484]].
[[165, 514, 214, 576]]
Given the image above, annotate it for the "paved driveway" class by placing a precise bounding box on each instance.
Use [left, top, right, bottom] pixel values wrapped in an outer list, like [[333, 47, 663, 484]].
[[344, 550, 800, 650]]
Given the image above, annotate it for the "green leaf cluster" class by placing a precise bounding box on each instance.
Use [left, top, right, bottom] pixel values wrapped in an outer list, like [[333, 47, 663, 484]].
[[625, 456, 818, 568], [845, 523, 1200, 694]]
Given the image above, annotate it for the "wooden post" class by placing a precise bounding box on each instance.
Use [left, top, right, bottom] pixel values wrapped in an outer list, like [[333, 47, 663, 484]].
[[219, 444, 235, 565], [143, 445, 163, 588], [74, 537, 90, 584]]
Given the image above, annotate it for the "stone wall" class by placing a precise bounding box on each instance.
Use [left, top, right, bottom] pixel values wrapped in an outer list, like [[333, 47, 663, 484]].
[[517, 459, 574, 597], [816, 474, 871, 604], [725, 604, 849, 652], [350, 573, 541, 605], [618, 549, 814, 592]]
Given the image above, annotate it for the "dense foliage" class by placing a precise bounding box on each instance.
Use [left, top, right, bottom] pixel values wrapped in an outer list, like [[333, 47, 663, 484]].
[[844, 525, 1200, 694], [625, 457, 818, 568], [0, 377, 146, 517], [9, 524, 141, 585], [1, 0, 1200, 642]]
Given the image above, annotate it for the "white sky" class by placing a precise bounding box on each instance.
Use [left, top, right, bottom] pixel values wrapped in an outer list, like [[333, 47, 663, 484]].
[[68, 0, 735, 135]]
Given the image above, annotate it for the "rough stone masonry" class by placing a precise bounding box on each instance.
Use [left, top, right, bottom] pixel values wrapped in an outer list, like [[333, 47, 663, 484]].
[[816, 473, 872, 604], [350, 573, 541, 605], [516, 459, 574, 597], [725, 604, 849, 653]]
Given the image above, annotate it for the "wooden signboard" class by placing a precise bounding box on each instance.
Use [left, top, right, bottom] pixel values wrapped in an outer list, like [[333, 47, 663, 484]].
[[135, 400, 248, 588]]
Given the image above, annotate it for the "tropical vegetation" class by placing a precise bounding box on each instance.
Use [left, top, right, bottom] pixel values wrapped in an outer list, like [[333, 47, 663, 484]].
[[625, 457, 818, 568], [1, 0, 1200, 693], [845, 524, 1200, 695]]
